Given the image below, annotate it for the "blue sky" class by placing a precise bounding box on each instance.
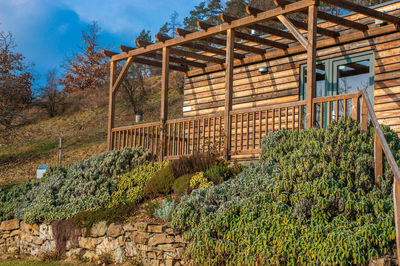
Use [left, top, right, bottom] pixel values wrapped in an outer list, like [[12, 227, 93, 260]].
[[0, 0, 198, 89]]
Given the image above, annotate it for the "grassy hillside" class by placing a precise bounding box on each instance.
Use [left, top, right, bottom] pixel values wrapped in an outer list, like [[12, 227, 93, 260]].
[[0, 77, 183, 186]]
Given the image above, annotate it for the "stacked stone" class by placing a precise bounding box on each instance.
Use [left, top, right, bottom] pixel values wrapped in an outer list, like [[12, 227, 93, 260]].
[[0, 219, 187, 265]]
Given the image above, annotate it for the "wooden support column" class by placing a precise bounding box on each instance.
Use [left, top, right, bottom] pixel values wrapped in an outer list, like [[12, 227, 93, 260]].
[[224, 29, 235, 160], [107, 61, 117, 151], [394, 179, 400, 261], [305, 4, 317, 129], [360, 95, 368, 132], [375, 134, 383, 183], [160, 47, 170, 161]]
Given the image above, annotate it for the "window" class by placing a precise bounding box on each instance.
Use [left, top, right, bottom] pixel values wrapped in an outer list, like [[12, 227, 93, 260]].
[[300, 51, 374, 128]]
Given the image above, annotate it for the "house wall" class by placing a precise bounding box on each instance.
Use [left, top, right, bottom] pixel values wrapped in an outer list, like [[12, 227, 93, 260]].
[[183, 1, 400, 135]]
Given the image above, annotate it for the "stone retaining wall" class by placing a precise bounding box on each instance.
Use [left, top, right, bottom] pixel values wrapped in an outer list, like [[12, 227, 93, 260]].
[[0, 219, 187, 265]]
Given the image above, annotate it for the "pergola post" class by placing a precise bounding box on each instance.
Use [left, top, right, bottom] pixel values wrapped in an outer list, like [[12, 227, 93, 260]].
[[160, 46, 170, 161], [224, 29, 235, 160], [107, 61, 117, 151], [305, 3, 317, 129]]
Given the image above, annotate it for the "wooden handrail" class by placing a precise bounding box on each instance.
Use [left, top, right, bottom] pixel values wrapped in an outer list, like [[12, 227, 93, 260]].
[[360, 88, 400, 260], [360, 89, 400, 183], [311, 92, 360, 103]]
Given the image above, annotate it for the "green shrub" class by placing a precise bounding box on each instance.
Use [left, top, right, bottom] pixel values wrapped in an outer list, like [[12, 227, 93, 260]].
[[110, 161, 167, 206], [145, 163, 175, 197], [204, 161, 246, 184], [0, 147, 153, 224], [171, 152, 218, 177], [154, 198, 176, 221], [189, 172, 213, 189], [172, 118, 400, 265], [172, 174, 193, 196], [145, 200, 160, 217]]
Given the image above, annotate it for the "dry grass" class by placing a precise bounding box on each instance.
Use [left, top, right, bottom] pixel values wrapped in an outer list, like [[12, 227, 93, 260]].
[[0, 78, 183, 186]]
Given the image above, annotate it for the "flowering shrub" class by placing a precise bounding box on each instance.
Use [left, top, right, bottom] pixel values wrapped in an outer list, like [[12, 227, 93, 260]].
[[0, 147, 153, 223], [172, 118, 400, 265], [189, 172, 213, 190], [110, 161, 168, 206]]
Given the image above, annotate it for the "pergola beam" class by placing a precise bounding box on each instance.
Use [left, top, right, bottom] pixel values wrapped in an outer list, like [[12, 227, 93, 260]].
[[277, 15, 308, 48], [170, 47, 225, 64], [198, 20, 288, 49], [321, 0, 400, 25], [155, 33, 245, 59], [218, 16, 291, 49], [120, 45, 207, 68], [278, 18, 339, 38], [273, 0, 368, 31], [133, 56, 189, 72], [176, 28, 265, 55], [110, 0, 314, 62]]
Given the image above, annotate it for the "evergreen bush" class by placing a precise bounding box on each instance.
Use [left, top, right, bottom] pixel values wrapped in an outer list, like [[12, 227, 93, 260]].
[[172, 118, 400, 265], [0, 147, 153, 223], [145, 162, 175, 197], [154, 198, 176, 221]]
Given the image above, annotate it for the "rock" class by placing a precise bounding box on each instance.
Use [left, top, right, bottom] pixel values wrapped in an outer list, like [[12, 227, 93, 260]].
[[123, 222, 135, 232], [113, 247, 126, 263], [39, 224, 53, 240], [148, 234, 174, 246], [135, 222, 148, 232], [131, 231, 148, 244], [158, 244, 175, 252], [21, 222, 39, 236], [176, 247, 184, 258], [165, 228, 174, 235], [10, 230, 21, 237], [90, 221, 107, 237], [82, 250, 98, 262], [124, 241, 137, 257], [148, 252, 157, 259], [0, 219, 19, 231], [148, 224, 163, 233], [39, 240, 56, 254], [107, 223, 123, 238], [78, 237, 97, 250], [370, 258, 392, 266], [65, 248, 84, 259], [149, 260, 160, 266], [32, 237, 44, 245], [96, 238, 118, 255]]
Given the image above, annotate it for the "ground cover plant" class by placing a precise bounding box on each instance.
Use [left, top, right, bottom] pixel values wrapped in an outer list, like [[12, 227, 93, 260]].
[[0, 147, 154, 223], [172, 118, 400, 265]]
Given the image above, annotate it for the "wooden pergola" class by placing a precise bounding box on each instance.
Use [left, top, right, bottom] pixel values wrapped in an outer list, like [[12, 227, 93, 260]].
[[103, 0, 399, 157], [103, 0, 400, 257]]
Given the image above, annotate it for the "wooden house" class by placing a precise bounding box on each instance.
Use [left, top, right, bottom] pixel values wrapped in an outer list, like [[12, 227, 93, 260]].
[[103, 0, 400, 162], [103, 0, 400, 257]]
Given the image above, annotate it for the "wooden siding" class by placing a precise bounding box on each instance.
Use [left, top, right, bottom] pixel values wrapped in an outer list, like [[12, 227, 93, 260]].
[[183, 1, 400, 135]]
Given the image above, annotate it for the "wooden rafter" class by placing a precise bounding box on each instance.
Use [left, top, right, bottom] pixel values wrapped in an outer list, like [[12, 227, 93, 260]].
[[155, 33, 245, 59], [128, 41, 224, 64], [170, 48, 225, 64], [133, 57, 188, 72], [176, 28, 265, 54], [223, 12, 297, 41], [276, 15, 308, 48], [321, 0, 400, 25], [110, 0, 314, 62], [104, 49, 189, 72], [273, 0, 368, 31], [120, 45, 206, 68], [245, 4, 339, 38], [186, 23, 397, 76], [198, 20, 288, 49]]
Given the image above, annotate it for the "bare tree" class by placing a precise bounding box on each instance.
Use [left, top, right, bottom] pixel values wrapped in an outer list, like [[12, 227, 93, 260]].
[[39, 69, 62, 117], [59, 21, 108, 92], [121, 63, 150, 117], [0, 31, 33, 132]]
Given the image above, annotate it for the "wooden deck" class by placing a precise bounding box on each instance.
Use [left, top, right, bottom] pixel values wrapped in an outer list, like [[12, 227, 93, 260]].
[[111, 92, 367, 160]]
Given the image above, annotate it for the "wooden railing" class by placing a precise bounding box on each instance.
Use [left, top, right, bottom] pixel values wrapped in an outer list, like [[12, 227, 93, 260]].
[[229, 100, 306, 156], [111, 100, 306, 159]]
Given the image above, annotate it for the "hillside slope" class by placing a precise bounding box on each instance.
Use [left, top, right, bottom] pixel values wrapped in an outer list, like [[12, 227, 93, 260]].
[[0, 81, 183, 185]]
